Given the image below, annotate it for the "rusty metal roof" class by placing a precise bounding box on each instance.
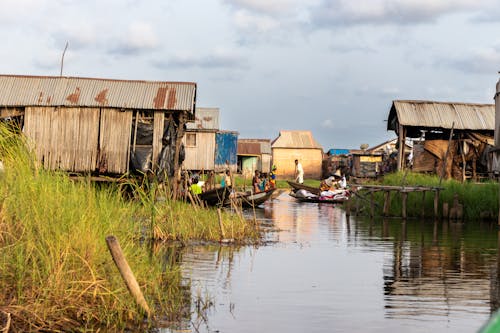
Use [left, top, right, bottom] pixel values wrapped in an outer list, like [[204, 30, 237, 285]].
[[186, 107, 219, 130], [238, 139, 271, 155], [388, 100, 494, 131], [0, 75, 197, 112], [271, 130, 323, 149]]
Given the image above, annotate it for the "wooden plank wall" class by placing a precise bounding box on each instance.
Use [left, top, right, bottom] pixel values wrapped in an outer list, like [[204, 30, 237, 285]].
[[98, 108, 133, 174], [152, 111, 165, 170], [182, 131, 216, 170], [24, 106, 100, 172]]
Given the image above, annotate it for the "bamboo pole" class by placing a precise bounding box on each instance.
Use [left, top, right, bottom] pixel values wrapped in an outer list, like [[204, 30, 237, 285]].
[[105, 236, 152, 317], [217, 208, 225, 239]]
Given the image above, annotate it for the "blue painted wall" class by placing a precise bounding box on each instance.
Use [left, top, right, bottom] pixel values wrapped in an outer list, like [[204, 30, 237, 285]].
[[215, 132, 238, 171]]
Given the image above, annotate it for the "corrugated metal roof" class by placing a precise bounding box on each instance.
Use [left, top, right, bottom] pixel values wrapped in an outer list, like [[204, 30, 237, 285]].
[[238, 139, 271, 155], [271, 130, 323, 149], [388, 100, 494, 131], [186, 107, 219, 130], [0, 74, 197, 112]]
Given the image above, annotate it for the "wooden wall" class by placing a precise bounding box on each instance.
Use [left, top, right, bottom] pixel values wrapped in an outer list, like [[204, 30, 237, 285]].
[[272, 148, 322, 179], [182, 131, 216, 171], [24, 106, 133, 174]]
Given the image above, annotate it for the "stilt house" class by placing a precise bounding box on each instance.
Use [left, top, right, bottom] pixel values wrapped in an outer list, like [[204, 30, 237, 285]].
[[387, 100, 494, 181], [0, 75, 197, 182], [182, 107, 238, 173]]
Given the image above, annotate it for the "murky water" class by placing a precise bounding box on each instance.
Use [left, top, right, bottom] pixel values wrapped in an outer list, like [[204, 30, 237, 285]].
[[164, 192, 500, 333]]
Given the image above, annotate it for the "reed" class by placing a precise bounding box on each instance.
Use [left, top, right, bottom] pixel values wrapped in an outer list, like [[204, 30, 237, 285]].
[[0, 123, 257, 331]]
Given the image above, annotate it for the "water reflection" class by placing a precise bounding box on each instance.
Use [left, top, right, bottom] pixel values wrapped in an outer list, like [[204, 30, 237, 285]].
[[162, 193, 499, 333]]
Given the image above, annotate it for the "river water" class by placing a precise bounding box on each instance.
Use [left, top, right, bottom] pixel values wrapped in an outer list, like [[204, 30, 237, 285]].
[[164, 192, 500, 333]]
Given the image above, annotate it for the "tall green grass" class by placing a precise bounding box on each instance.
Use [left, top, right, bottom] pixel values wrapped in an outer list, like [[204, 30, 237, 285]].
[[0, 123, 258, 331], [353, 172, 499, 219]]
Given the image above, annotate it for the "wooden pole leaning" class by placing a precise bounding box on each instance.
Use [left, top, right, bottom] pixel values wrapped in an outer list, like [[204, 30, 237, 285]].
[[105, 235, 152, 317]]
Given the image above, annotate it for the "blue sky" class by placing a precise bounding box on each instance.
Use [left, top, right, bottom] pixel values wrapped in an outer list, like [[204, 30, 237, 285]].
[[1, 0, 499, 149]]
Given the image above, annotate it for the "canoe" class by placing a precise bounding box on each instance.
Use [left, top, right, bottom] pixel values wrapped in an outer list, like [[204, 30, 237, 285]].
[[231, 188, 276, 208], [198, 187, 231, 207], [289, 190, 350, 204], [286, 181, 321, 195]]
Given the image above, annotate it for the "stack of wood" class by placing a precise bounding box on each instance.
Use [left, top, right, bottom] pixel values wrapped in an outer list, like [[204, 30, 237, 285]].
[[412, 133, 492, 181]]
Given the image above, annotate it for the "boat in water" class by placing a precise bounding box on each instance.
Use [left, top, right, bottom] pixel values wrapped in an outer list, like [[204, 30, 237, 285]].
[[289, 188, 350, 204], [198, 187, 231, 207], [286, 181, 321, 195], [230, 188, 276, 208]]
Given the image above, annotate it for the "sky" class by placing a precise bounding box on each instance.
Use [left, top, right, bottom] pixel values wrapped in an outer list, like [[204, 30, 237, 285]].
[[0, 0, 499, 150]]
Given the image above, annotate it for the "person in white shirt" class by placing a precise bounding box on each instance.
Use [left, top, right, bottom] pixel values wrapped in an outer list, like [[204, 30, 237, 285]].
[[294, 159, 304, 184]]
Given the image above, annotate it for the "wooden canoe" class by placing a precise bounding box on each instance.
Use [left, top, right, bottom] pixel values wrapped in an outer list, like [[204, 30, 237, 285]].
[[286, 181, 321, 195], [232, 188, 276, 208], [198, 187, 231, 207], [289, 191, 349, 204]]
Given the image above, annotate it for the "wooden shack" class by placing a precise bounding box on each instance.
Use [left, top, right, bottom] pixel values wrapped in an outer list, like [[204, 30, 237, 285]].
[[0, 75, 197, 183], [271, 130, 323, 179], [182, 107, 238, 173], [350, 150, 383, 178], [237, 139, 272, 177], [387, 100, 494, 181]]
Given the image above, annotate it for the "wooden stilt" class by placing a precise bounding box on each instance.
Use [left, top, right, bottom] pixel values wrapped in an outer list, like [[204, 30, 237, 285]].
[[383, 191, 391, 216], [434, 189, 440, 219], [401, 191, 408, 219], [370, 191, 375, 218], [421, 191, 426, 218]]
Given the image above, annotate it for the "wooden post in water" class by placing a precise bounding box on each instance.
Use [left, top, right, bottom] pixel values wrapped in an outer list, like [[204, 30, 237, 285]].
[[401, 191, 408, 219], [370, 191, 375, 218], [345, 198, 351, 217], [421, 191, 426, 218], [434, 189, 440, 219], [383, 191, 391, 216], [105, 236, 152, 317]]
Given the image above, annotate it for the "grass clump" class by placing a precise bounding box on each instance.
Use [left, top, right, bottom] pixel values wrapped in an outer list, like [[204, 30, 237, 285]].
[[0, 122, 257, 331]]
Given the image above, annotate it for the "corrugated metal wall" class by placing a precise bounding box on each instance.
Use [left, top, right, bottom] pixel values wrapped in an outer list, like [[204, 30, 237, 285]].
[[272, 148, 322, 179], [182, 132, 216, 171], [215, 132, 238, 172]]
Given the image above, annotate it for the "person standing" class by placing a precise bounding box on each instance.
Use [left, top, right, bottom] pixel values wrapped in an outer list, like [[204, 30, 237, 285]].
[[253, 170, 262, 193], [269, 165, 277, 188], [221, 169, 232, 188], [294, 159, 304, 184]]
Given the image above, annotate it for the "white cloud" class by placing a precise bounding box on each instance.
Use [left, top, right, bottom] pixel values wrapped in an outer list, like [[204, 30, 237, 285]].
[[233, 10, 280, 33], [310, 0, 492, 27], [109, 22, 159, 55], [153, 47, 249, 70], [321, 119, 335, 129], [224, 0, 305, 14]]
